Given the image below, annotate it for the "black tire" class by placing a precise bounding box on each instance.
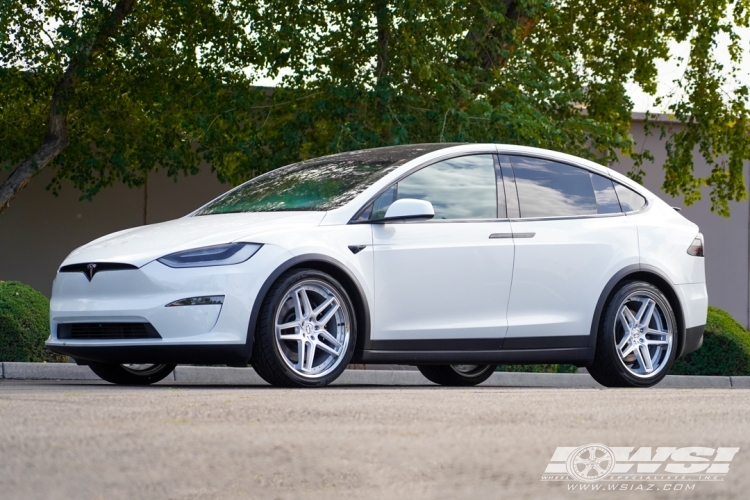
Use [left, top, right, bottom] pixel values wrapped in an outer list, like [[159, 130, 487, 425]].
[[588, 281, 678, 388], [417, 364, 497, 386], [251, 268, 357, 388], [89, 363, 176, 385]]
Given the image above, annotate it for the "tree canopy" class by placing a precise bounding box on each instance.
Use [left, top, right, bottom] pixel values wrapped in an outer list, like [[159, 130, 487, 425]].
[[1, 0, 749, 216]]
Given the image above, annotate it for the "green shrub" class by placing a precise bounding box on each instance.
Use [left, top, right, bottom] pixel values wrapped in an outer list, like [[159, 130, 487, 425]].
[[496, 364, 578, 373], [671, 306, 750, 376], [0, 281, 66, 362]]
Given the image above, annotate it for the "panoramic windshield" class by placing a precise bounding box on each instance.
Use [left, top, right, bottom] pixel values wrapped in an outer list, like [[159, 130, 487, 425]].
[[195, 144, 456, 214]]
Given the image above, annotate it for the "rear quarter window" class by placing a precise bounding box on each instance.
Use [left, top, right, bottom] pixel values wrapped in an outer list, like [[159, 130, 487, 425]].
[[614, 183, 647, 212]]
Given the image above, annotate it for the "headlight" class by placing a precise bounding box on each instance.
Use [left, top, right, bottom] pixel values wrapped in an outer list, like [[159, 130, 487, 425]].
[[157, 243, 261, 268]]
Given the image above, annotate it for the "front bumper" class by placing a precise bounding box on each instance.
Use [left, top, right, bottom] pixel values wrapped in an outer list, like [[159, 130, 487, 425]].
[[45, 244, 292, 363]]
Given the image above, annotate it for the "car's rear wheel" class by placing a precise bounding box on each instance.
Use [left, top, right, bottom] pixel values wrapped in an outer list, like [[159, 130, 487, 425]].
[[417, 364, 497, 386], [251, 269, 356, 388], [588, 281, 677, 388], [89, 363, 176, 385]]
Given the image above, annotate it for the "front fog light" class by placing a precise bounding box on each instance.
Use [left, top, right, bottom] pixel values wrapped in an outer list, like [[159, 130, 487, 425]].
[[158, 243, 261, 268]]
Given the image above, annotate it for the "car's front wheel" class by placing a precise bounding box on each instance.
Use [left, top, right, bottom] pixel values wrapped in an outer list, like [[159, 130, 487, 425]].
[[417, 364, 497, 386], [89, 363, 176, 385], [588, 281, 677, 388], [251, 269, 356, 388]]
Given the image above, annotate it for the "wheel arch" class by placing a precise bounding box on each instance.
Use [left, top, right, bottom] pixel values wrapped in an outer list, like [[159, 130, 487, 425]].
[[589, 264, 687, 363], [243, 254, 371, 363]]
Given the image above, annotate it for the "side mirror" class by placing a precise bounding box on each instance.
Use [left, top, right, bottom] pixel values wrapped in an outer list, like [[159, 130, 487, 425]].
[[376, 198, 435, 223]]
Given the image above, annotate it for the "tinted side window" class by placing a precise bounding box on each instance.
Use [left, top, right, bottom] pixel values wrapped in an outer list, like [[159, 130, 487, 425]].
[[614, 183, 647, 212], [510, 156, 597, 218], [591, 174, 622, 214], [369, 155, 497, 220]]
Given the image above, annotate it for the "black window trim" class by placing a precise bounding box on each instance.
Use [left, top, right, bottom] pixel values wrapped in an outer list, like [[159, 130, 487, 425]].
[[503, 154, 650, 221]]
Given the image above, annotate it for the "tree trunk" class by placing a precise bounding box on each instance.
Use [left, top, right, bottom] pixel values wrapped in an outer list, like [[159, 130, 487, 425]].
[[0, 0, 137, 215], [143, 174, 148, 225], [466, 0, 539, 71], [375, 0, 389, 85]]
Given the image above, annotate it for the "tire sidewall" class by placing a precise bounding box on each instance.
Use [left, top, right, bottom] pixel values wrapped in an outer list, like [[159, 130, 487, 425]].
[[262, 269, 357, 387], [90, 363, 176, 385], [601, 282, 677, 387], [418, 364, 498, 386]]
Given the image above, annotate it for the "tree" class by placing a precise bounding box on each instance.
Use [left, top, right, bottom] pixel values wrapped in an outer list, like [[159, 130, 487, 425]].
[[0, 0, 264, 212], [2, 1, 749, 217]]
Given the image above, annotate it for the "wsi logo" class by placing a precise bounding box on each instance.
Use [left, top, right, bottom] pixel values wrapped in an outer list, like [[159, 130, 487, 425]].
[[542, 444, 739, 483]]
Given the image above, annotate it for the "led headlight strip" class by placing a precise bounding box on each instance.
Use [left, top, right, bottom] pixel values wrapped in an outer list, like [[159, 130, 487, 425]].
[[157, 243, 261, 268]]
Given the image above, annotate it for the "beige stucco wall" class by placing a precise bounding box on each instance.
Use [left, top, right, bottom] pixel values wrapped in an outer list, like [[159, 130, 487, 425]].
[[0, 167, 228, 297], [612, 118, 750, 328], [1, 120, 748, 327]]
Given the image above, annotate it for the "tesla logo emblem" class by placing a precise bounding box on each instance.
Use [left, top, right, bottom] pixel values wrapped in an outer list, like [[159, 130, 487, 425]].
[[85, 263, 97, 282]]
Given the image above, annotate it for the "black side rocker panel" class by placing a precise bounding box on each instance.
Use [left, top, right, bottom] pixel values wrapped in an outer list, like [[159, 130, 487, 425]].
[[359, 347, 592, 365]]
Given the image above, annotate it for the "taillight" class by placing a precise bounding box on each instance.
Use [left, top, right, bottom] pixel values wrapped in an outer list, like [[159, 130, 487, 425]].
[[687, 234, 704, 257]]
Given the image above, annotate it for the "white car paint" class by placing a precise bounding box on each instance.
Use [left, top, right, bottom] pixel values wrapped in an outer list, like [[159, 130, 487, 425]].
[[505, 215, 640, 340], [372, 220, 515, 340], [47, 144, 707, 367]]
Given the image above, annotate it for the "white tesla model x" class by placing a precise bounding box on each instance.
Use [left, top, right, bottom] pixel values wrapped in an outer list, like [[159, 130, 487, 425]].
[[46, 143, 707, 388]]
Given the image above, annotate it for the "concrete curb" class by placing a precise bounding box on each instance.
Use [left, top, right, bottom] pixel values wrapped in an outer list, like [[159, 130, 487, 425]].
[[1, 362, 749, 388]]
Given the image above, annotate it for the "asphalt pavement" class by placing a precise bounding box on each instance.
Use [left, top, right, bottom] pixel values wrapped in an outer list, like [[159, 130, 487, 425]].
[[1, 380, 749, 500]]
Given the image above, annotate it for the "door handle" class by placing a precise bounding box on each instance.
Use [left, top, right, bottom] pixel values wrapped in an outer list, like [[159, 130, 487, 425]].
[[489, 232, 535, 239]]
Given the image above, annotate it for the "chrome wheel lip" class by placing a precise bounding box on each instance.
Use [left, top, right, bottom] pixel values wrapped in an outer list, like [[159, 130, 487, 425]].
[[450, 364, 492, 377], [614, 291, 674, 379], [274, 279, 351, 379]]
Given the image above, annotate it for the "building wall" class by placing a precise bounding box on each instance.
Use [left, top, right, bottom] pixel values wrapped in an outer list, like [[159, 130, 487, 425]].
[[0, 167, 228, 297], [2, 120, 749, 326], [612, 118, 750, 328]]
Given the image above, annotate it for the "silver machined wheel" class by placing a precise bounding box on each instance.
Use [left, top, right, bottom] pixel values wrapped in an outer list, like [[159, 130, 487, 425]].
[[121, 364, 166, 376], [274, 279, 351, 379], [450, 364, 491, 377], [614, 292, 673, 378]]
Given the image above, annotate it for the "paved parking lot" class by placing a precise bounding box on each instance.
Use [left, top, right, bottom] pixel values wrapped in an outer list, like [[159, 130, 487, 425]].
[[1, 380, 749, 499]]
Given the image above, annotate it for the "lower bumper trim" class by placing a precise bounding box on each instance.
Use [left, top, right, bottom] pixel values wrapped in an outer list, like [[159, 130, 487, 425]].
[[46, 343, 250, 367], [681, 325, 705, 357]]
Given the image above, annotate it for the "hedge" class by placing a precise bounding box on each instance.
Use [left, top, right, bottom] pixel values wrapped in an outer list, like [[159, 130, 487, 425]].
[[671, 306, 750, 376], [0, 281, 66, 362]]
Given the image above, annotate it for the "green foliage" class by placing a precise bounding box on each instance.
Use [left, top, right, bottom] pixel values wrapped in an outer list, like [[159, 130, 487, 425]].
[[671, 306, 750, 376], [496, 364, 578, 374], [0, 281, 66, 362], [1, 0, 749, 215]]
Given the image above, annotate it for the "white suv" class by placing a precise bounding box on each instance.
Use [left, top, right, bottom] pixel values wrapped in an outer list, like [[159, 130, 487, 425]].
[[46, 144, 707, 388]]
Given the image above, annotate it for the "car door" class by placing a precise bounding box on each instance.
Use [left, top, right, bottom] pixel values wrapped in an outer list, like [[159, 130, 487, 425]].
[[366, 153, 515, 349], [501, 154, 639, 348]]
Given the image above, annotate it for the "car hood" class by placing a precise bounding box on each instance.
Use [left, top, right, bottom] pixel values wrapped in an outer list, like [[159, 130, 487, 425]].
[[62, 212, 325, 268]]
